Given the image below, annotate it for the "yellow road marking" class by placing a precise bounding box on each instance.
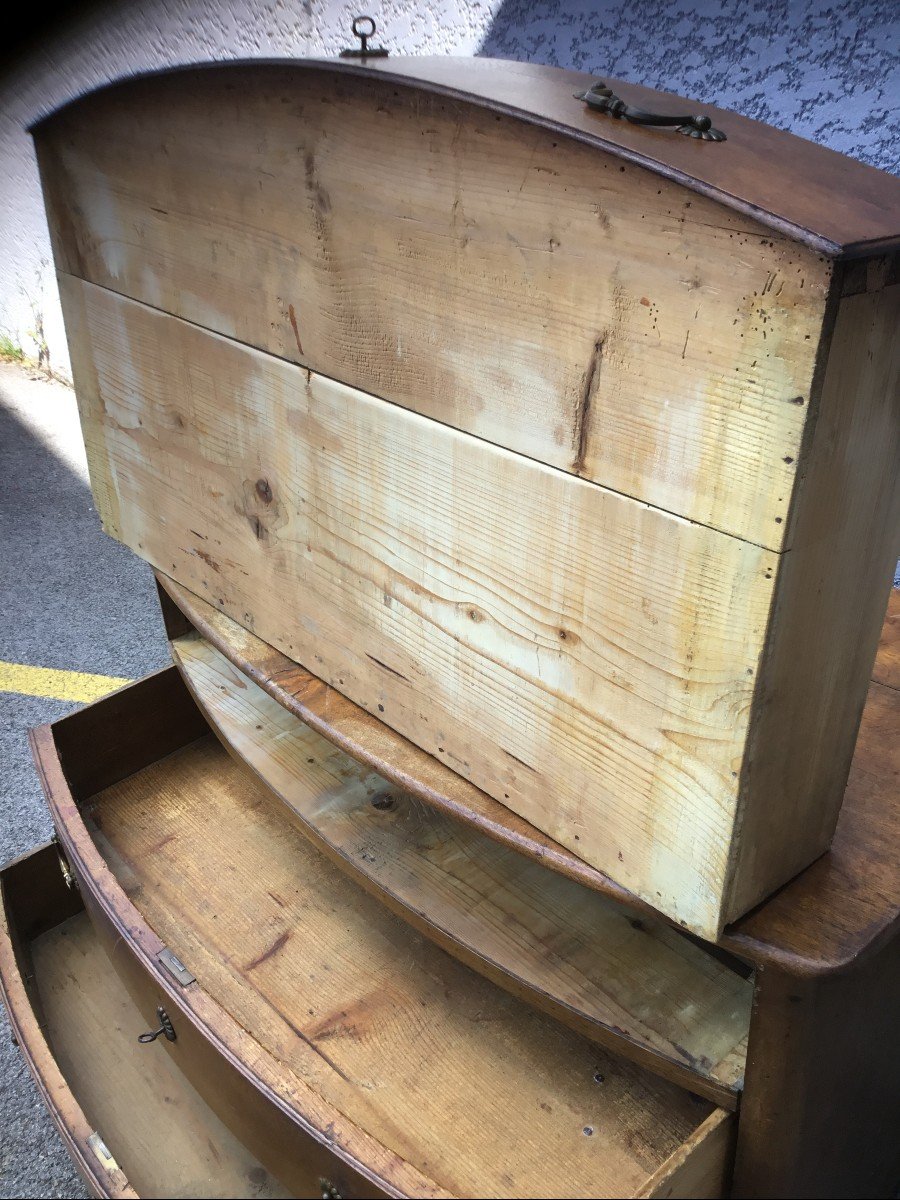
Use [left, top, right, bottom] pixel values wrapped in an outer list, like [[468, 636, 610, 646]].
[[0, 661, 131, 704]]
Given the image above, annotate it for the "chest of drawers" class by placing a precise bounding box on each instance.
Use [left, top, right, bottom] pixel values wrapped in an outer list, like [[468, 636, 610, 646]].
[[3, 49, 898, 1198]]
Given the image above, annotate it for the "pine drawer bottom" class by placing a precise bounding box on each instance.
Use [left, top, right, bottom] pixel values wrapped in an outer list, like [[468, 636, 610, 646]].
[[0, 843, 290, 1199]]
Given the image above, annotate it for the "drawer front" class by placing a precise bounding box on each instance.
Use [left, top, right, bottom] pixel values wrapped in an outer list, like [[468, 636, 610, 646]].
[[0, 845, 134, 1199], [69, 855, 389, 1200], [1, 843, 291, 1200]]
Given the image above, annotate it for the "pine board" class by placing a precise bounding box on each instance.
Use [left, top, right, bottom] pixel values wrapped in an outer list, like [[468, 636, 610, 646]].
[[34, 65, 832, 547], [62, 276, 777, 937]]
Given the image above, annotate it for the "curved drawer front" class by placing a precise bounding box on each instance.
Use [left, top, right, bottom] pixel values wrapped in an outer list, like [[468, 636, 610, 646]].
[[77, 889, 383, 1200], [31, 692, 414, 1200], [0, 846, 128, 1199], [28, 667, 734, 1199], [0, 844, 291, 1200]]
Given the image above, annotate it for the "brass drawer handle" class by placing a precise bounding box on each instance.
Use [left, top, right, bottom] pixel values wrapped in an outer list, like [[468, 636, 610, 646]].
[[576, 81, 726, 141], [138, 1006, 177, 1043]]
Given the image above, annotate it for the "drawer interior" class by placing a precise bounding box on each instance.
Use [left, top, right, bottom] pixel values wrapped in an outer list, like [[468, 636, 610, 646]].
[[1, 845, 290, 1199], [50, 669, 735, 1199], [170, 628, 752, 1108]]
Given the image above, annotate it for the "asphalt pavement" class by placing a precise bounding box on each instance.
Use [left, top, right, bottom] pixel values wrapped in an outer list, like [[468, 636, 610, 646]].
[[0, 361, 170, 1199]]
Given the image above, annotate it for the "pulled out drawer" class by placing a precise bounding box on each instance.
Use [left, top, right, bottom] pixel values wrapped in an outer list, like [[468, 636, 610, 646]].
[[0, 842, 290, 1199], [24, 667, 735, 1199]]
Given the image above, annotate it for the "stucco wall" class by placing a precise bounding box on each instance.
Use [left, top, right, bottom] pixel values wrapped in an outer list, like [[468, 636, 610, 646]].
[[0, 0, 897, 379]]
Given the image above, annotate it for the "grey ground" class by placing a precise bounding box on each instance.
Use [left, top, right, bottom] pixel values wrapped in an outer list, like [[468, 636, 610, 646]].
[[0, 362, 169, 1199]]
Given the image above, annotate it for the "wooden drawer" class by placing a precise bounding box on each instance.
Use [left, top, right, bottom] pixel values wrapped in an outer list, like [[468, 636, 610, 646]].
[[35, 59, 900, 938], [0, 843, 291, 1199], [165, 616, 754, 1112], [74, 886, 386, 1200], [26, 667, 736, 1199]]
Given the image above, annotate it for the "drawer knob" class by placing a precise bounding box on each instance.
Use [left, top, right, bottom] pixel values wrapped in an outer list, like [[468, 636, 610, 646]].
[[575, 81, 727, 141], [319, 1180, 342, 1200], [138, 1006, 177, 1043]]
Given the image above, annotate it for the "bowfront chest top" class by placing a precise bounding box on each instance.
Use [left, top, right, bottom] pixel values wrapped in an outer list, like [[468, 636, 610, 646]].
[[32, 55, 900, 938]]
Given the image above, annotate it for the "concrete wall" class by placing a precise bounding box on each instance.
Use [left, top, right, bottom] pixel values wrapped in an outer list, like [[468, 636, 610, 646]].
[[0, 0, 896, 379]]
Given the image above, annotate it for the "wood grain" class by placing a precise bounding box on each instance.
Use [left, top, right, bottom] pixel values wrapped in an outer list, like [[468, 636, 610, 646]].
[[637, 1109, 735, 1199], [157, 574, 900, 978], [35, 66, 834, 546], [0, 846, 136, 1200], [62, 276, 778, 938], [172, 629, 752, 1108], [30, 912, 291, 1200], [724, 283, 900, 921], [84, 731, 728, 1200], [32, 57, 900, 259]]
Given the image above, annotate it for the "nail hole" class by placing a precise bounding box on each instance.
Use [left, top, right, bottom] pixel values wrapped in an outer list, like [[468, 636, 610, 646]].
[[583, 1125, 594, 1136], [593, 1072, 605, 1084]]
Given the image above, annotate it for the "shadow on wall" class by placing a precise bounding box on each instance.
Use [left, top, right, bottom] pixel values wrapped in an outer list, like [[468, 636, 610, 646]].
[[476, 0, 900, 172]]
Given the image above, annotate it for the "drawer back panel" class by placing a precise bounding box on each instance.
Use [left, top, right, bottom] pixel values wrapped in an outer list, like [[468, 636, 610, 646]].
[[36, 61, 900, 940], [35, 66, 830, 548], [60, 274, 774, 937]]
